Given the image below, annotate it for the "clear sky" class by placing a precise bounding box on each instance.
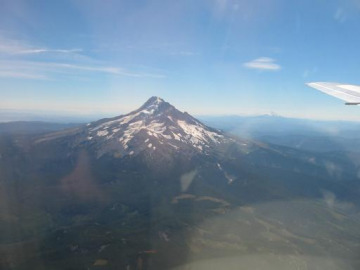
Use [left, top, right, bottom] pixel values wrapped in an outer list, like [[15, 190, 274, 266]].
[[1, 0, 360, 120]]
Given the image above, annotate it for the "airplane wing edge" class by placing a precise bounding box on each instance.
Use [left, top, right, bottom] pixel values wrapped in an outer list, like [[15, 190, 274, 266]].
[[307, 82, 360, 105]]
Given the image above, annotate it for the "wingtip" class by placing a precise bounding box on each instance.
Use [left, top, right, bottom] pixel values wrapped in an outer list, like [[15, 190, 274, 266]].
[[306, 82, 330, 89], [306, 82, 320, 87]]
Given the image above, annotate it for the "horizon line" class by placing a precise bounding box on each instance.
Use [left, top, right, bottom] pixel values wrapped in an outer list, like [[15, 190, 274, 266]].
[[1, 107, 360, 123]]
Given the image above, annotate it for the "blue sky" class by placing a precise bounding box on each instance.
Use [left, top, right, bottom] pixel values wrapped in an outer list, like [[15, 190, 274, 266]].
[[1, 0, 360, 120]]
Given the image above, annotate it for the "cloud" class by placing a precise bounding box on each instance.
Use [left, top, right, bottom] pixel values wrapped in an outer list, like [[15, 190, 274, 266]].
[[0, 70, 48, 80], [0, 36, 166, 80], [0, 60, 166, 80], [0, 36, 82, 55], [43, 62, 166, 78], [15, 48, 83, 55], [54, 63, 166, 78], [243, 57, 281, 71]]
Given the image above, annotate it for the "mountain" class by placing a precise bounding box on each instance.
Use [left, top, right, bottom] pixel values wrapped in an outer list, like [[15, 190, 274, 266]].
[[33, 97, 250, 175], [1, 97, 360, 270], [37, 96, 234, 158]]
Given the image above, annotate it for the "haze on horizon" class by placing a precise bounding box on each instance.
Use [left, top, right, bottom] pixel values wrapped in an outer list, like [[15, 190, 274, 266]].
[[1, 0, 360, 121]]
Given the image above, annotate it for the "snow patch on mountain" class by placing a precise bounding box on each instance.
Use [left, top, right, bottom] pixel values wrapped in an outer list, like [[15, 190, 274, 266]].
[[217, 163, 235, 184]]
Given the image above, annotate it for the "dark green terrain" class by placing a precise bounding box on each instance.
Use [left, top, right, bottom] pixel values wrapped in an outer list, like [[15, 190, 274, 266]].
[[1, 119, 360, 270]]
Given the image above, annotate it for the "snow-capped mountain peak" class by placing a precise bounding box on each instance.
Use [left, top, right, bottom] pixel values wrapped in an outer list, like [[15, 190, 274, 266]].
[[139, 96, 165, 110], [83, 97, 229, 157]]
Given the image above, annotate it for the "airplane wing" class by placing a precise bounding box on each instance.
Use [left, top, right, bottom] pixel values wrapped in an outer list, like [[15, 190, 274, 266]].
[[307, 82, 360, 105]]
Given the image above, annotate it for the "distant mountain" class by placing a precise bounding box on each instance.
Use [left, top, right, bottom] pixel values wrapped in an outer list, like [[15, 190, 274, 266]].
[[256, 134, 360, 153], [200, 115, 360, 152], [200, 115, 360, 137], [1, 98, 360, 270]]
